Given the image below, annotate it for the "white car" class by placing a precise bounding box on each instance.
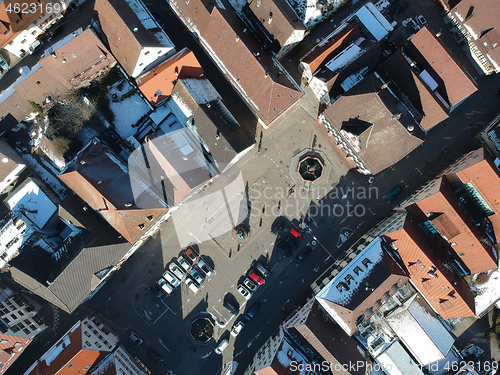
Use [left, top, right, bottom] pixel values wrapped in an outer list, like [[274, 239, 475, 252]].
[[237, 284, 252, 300], [185, 276, 200, 293], [197, 259, 214, 277], [168, 262, 186, 280], [157, 278, 174, 295], [230, 321, 245, 337], [163, 270, 180, 288], [177, 256, 191, 272], [243, 278, 258, 292], [190, 269, 205, 285], [214, 338, 229, 354]]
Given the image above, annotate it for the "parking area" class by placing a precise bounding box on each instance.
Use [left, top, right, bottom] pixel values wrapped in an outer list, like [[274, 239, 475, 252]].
[[130, 102, 349, 355]]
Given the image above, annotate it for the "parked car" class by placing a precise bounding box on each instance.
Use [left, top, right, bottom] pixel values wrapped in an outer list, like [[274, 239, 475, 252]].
[[215, 338, 229, 354], [249, 270, 265, 285], [223, 301, 238, 316], [286, 236, 299, 250], [0, 55, 9, 72], [185, 247, 199, 264], [28, 40, 42, 55], [149, 349, 164, 363], [271, 221, 285, 235], [295, 246, 313, 263], [237, 284, 252, 300], [255, 262, 269, 278], [47, 26, 64, 41], [289, 226, 304, 241], [163, 270, 180, 288], [189, 269, 205, 285], [415, 15, 427, 28], [277, 241, 292, 257], [385, 186, 402, 201], [184, 276, 200, 293], [150, 285, 166, 300], [158, 278, 174, 295], [243, 278, 258, 292], [176, 256, 191, 271], [197, 258, 213, 277], [245, 303, 260, 320], [129, 331, 143, 345], [230, 321, 245, 337], [168, 262, 186, 279]]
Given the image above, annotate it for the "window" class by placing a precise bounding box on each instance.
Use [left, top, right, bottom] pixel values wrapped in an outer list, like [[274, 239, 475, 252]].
[[2, 29, 9, 35], [15, 18, 22, 24], [21, 39, 27, 44], [22, 328, 30, 335], [31, 30, 37, 35], [67, 364, 74, 368], [10, 314, 17, 320], [144, 51, 150, 55]]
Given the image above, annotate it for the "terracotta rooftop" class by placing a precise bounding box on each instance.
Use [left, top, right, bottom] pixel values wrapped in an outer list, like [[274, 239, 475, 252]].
[[246, 0, 306, 52], [300, 23, 362, 74], [136, 48, 204, 105], [198, 7, 303, 127], [407, 177, 498, 275], [451, 0, 500, 70], [0, 0, 46, 47], [59, 139, 167, 244], [285, 299, 366, 375], [444, 148, 500, 239], [94, 0, 173, 77], [377, 52, 449, 131], [39, 28, 116, 89], [382, 212, 476, 320], [0, 333, 31, 374], [406, 26, 477, 110], [321, 73, 424, 175]]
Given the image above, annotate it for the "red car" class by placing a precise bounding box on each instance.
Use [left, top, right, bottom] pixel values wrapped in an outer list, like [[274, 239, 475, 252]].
[[184, 247, 199, 264], [249, 270, 265, 285], [289, 226, 304, 242]]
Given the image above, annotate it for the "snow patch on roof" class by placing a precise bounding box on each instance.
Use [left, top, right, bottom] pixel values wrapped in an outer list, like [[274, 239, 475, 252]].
[[124, 0, 157, 29], [316, 237, 385, 305], [44, 335, 71, 366], [149, 103, 171, 125], [377, 341, 425, 375], [275, 338, 309, 372], [474, 264, 500, 316], [171, 93, 193, 118], [181, 78, 221, 104], [5, 179, 57, 229]]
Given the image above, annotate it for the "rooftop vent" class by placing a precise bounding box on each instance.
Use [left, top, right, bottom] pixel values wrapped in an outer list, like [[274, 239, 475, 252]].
[[133, 27, 139, 32], [138, 223, 145, 229]]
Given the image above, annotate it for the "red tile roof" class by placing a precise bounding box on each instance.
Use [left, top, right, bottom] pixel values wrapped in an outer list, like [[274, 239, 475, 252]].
[[0, 334, 31, 374], [384, 215, 476, 319], [39, 29, 116, 89], [407, 26, 477, 109], [246, 0, 306, 51], [0, 0, 48, 47], [59, 139, 167, 244], [451, 0, 500, 71], [197, 7, 303, 126], [407, 177, 498, 274], [377, 52, 449, 131], [136, 48, 203, 105], [300, 23, 362, 74], [25, 325, 105, 375], [448, 148, 500, 238]]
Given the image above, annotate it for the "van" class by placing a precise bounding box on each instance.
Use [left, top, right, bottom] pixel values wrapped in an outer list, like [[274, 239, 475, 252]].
[[28, 40, 42, 55], [255, 263, 269, 278]]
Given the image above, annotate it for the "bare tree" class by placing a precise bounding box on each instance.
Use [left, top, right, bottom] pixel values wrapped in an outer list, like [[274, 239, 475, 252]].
[[47, 89, 95, 138]]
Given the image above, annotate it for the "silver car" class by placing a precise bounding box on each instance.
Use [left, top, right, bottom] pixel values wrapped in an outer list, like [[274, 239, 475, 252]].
[[177, 256, 191, 272], [163, 270, 180, 288], [168, 262, 186, 280], [197, 259, 213, 277], [190, 269, 205, 285]]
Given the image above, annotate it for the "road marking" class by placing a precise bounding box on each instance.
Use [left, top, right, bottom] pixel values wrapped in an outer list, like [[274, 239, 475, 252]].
[[368, 208, 376, 215], [161, 300, 177, 315], [158, 338, 170, 352]]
